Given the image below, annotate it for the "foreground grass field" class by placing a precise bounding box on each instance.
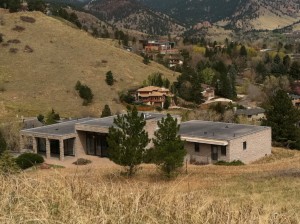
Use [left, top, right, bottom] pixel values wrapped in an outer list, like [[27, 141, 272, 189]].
[[0, 148, 299, 223]]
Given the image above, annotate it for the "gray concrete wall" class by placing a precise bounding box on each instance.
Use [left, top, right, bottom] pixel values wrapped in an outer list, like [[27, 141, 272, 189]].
[[228, 128, 272, 164]]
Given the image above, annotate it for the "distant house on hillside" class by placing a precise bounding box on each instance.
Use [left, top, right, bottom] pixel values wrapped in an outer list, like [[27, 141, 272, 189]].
[[235, 107, 265, 121], [141, 40, 178, 55], [136, 86, 174, 108], [166, 55, 183, 68], [201, 84, 215, 100], [289, 94, 300, 107]]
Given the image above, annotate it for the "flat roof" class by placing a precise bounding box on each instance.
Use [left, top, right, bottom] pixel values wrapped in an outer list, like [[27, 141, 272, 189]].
[[77, 112, 169, 128], [179, 120, 270, 141], [21, 113, 170, 136], [236, 108, 265, 116], [20, 118, 95, 136]]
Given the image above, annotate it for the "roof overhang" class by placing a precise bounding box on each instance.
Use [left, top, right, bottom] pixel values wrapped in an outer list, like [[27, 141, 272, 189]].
[[181, 136, 228, 146]]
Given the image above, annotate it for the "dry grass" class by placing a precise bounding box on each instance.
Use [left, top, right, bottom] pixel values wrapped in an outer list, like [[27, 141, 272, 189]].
[[0, 148, 299, 223], [0, 11, 177, 120]]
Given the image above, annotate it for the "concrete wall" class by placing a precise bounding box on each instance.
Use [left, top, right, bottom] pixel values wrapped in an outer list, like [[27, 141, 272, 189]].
[[184, 142, 228, 164], [228, 128, 272, 164], [75, 131, 87, 157]]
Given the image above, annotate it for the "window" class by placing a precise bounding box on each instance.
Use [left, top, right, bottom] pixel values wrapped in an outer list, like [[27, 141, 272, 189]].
[[221, 146, 227, 156], [194, 143, 200, 152], [243, 141, 247, 150]]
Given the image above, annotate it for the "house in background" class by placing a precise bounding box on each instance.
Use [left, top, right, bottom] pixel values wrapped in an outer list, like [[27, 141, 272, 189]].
[[289, 93, 300, 107], [180, 120, 271, 164], [20, 114, 272, 165], [201, 84, 215, 100], [136, 86, 174, 108], [235, 107, 265, 121]]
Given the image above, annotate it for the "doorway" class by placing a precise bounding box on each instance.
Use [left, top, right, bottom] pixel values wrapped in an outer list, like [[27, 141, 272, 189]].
[[211, 145, 218, 161]]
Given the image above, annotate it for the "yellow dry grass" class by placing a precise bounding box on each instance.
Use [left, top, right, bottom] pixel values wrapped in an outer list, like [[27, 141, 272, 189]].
[[0, 147, 299, 223], [0, 11, 177, 119], [250, 7, 299, 30]]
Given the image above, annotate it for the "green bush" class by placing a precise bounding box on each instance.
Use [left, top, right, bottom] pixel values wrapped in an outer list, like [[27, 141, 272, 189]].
[[215, 160, 244, 166], [16, 153, 44, 169], [72, 158, 91, 165]]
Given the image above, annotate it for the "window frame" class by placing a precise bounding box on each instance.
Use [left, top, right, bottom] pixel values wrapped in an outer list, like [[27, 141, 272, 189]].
[[194, 143, 200, 152], [221, 146, 227, 156], [243, 141, 247, 150]]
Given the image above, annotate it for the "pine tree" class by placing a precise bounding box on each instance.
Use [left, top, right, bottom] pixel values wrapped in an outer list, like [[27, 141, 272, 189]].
[[240, 45, 247, 57], [262, 90, 300, 144], [152, 114, 186, 178], [107, 106, 149, 176], [105, 71, 114, 86], [45, 109, 60, 125], [101, 104, 112, 117], [163, 97, 170, 110]]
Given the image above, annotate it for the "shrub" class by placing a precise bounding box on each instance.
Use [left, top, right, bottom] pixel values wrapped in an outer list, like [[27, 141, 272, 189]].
[[15, 153, 44, 169], [155, 106, 162, 111], [0, 34, 3, 43], [20, 16, 36, 23], [75, 81, 93, 105], [24, 45, 33, 53], [12, 25, 25, 32], [0, 150, 19, 175], [7, 39, 21, 44], [119, 91, 135, 104], [72, 158, 91, 165], [9, 48, 18, 53], [215, 160, 244, 166]]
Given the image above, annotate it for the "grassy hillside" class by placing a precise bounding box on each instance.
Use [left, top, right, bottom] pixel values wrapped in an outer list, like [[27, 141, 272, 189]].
[[0, 11, 177, 119], [0, 148, 299, 223]]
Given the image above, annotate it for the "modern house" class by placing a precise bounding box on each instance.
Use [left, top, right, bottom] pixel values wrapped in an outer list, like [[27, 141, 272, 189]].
[[20, 114, 172, 161], [179, 120, 271, 164], [235, 107, 265, 121], [136, 86, 173, 108], [20, 113, 272, 164]]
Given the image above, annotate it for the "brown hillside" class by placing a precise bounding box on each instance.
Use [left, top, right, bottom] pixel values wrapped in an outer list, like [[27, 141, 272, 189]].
[[0, 11, 177, 119]]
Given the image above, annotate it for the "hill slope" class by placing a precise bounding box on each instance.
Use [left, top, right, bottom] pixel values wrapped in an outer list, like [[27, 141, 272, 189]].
[[138, 0, 300, 31], [83, 0, 186, 35], [0, 11, 177, 119]]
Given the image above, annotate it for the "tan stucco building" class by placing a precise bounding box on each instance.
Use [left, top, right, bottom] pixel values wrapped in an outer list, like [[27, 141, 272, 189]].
[[20, 114, 271, 164], [20, 114, 171, 161], [180, 120, 272, 164]]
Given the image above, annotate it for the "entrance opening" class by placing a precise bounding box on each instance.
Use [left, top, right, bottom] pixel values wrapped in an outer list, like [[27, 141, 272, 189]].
[[211, 145, 218, 161], [86, 132, 109, 157], [64, 138, 75, 156], [37, 138, 46, 153], [50, 139, 60, 155]]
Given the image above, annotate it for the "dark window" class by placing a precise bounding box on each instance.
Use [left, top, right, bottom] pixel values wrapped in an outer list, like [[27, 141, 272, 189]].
[[194, 143, 200, 152], [243, 141, 247, 150], [221, 146, 226, 156]]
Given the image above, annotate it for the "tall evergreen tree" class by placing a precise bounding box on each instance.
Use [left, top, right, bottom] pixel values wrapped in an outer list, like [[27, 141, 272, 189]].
[[101, 104, 112, 117], [239, 45, 247, 57], [227, 65, 237, 99], [105, 71, 114, 86], [152, 114, 185, 178], [107, 107, 149, 176], [262, 90, 300, 144]]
